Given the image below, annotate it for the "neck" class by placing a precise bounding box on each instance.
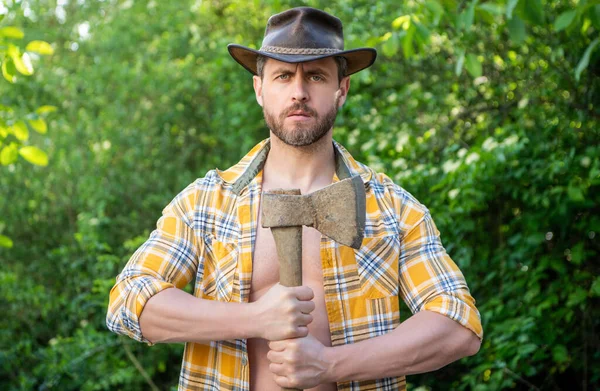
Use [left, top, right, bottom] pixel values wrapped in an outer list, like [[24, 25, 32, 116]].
[[263, 130, 335, 194]]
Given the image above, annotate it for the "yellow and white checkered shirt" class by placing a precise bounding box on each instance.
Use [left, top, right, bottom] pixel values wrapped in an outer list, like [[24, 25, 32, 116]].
[[107, 138, 482, 390]]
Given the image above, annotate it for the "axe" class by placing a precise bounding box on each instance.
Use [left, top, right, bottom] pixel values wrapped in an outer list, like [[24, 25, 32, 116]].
[[261, 175, 366, 391]]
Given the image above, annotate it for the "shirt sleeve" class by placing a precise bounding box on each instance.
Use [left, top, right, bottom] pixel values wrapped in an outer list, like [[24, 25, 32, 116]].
[[397, 206, 483, 340], [106, 182, 201, 344]]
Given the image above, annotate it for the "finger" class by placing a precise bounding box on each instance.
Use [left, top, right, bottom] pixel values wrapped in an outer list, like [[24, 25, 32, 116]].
[[293, 286, 314, 301], [268, 340, 286, 351], [274, 375, 293, 388], [267, 349, 284, 364], [296, 313, 313, 326], [298, 300, 316, 314], [268, 362, 285, 375], [295, 325, 309, 338]]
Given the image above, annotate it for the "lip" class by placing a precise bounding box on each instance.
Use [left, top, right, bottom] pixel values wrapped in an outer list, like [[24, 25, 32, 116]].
[[287, 110, 311, 117]]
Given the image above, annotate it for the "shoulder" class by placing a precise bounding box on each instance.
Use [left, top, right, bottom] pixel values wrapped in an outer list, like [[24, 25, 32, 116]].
[[164, 170, 236, 224], [366, 169, 431, 234]]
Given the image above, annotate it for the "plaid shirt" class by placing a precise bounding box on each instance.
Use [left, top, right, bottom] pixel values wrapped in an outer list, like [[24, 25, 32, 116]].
[[107, 138, 483, 390]]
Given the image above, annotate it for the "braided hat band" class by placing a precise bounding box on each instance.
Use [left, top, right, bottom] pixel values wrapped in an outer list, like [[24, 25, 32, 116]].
[[260, 46, 342, 55]]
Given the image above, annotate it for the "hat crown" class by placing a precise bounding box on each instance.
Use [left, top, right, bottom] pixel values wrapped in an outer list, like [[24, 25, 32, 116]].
[[262, 7, 344, 51]]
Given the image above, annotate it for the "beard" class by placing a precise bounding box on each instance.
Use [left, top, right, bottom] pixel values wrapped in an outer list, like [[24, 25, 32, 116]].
[[263, 97, 340, 147]]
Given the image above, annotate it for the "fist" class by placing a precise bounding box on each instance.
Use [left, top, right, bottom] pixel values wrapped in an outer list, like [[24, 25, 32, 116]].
[[252, 283, 315, 341]]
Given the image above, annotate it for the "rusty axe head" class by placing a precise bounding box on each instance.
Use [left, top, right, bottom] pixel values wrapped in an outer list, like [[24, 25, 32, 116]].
[[261, 176, 366, 249]]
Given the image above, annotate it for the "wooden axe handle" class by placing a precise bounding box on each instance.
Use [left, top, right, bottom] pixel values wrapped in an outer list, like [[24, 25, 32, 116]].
[[268, 189, 303, 391]]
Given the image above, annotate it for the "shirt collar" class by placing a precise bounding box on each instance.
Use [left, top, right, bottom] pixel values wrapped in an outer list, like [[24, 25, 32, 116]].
[[216, 138, 372, 195]]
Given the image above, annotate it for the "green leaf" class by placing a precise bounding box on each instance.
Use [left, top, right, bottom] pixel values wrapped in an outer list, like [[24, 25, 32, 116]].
[[570, 242, 585, 265], [0, 26, 24, 39], [36, 105, 58, 115], [25, 40, 54, 55], [575, 37, 600, 82], [465, 53, 482, 77], [455, 50, 465, 76], [508, 16, 526, 44], [2, 59, 17, 83], [567, 183, 585, 201], [555, 10, 577, 32], [590, 276, 600, 297], [19, 146, 48, 166], [464, 0, 478, 30], [566, 287, 587, 307], [478, 3, 504, 16], [8, 45, 33, 76], [381, 33, 399, 58], [414, 22, 431, 45], [402, 25, 416, 59], [522, 0, 545, 25], [425, 0, 445, 26], [0, 144, 18, 165], [456, 11, 467, 31], [28, 118, 47, 134], [590, 5, 600, 29], [0, 234, 13, 248], [392, 15, 411, 30], [552, 345, 569, 364], [506, 0, 519, 20], [13, 121, 29, 141]]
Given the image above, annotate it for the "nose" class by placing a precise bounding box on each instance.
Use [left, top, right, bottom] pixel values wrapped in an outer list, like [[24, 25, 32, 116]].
[[291, 75, 309, 103]]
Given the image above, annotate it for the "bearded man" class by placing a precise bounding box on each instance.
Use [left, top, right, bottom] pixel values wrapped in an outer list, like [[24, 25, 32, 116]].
[[107, 7, 483, 391]]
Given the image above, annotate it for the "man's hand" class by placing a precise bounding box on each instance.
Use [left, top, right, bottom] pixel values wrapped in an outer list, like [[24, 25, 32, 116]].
[[252, 283, 315, 341], [267, 334, 332, 389]]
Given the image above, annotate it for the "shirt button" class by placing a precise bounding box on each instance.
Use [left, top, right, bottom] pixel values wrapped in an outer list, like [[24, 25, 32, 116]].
[[242, 356, 248, 366]]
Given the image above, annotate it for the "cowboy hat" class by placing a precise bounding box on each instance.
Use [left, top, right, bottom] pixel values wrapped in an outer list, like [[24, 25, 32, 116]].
[[228, 7, 377, 76]]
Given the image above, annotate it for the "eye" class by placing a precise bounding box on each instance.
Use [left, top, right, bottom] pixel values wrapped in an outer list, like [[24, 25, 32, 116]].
[[277, 74, 290, 80], [310, 75, 323, 82]]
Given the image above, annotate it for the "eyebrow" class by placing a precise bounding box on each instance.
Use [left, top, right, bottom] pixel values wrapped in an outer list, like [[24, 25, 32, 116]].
[[270, 66, 332, 77]]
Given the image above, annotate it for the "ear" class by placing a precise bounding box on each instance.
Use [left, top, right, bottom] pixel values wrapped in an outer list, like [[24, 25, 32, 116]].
[[253, 75, 264, 107], [336, 76, 351, 108]]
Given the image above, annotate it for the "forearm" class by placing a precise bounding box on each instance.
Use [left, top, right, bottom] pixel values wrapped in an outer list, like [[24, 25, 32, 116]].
[[325, 310, 481, 382], [139, 287, 258, 344]]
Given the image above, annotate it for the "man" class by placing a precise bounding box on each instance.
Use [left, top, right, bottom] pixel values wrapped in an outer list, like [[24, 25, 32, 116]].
[[107, 7, 482, 391]]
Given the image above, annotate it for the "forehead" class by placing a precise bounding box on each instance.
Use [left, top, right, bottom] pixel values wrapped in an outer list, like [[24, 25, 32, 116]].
[[263, 57, 337, 74]]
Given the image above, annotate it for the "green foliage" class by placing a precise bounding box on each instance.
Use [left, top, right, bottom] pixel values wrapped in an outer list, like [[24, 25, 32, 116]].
[[0, 0, 598, 390]]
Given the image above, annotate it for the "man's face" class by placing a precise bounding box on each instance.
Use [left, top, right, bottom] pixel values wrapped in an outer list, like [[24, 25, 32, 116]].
[[253, 57, 350, 147]]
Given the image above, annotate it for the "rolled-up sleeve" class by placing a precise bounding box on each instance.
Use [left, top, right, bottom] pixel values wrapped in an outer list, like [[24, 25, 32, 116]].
[[106, 183, 200, 343], [398, 209, 483, 340]]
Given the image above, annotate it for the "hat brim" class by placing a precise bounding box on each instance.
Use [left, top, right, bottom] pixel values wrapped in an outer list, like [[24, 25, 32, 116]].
[[227, 44, 377, 76]]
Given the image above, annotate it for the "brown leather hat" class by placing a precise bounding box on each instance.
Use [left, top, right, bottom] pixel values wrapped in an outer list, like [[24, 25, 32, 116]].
[[228, 7, 377, 76]]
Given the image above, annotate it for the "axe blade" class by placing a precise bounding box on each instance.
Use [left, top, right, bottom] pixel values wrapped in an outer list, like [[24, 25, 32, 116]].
[[310, 176, 366, 249], [261, 176, 366, 249]]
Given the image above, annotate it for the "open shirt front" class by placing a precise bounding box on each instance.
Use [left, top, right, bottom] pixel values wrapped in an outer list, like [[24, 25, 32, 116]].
[[107, 138, 483, 391]]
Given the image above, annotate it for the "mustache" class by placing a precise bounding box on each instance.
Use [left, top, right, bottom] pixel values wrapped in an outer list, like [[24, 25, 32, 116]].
[[282, 103, 317, 118]]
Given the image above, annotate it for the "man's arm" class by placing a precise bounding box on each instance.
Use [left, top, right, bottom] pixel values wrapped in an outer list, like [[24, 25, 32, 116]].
[[268, 310, 479, 388], [139, 284, 315, 344], [139, 287, 256, 344], [324, 310, 480, 382], [107, 180, 315, 345], [267, 195, 483, 388]]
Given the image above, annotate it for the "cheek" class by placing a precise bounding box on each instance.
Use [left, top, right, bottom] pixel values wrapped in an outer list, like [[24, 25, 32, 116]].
[[262, 92, 284, 112]]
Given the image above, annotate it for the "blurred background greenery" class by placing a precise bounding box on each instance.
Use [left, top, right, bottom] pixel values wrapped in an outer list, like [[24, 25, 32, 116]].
[[0, 0, 598, 390]]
